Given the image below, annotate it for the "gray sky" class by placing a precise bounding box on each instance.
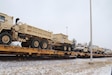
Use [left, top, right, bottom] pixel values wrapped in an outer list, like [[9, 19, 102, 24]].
[[0, 0, 112, 49]]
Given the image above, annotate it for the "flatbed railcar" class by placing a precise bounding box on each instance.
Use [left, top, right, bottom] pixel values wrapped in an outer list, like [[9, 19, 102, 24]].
[[0, 45, 77, 58], [0, 45, 111, 58]]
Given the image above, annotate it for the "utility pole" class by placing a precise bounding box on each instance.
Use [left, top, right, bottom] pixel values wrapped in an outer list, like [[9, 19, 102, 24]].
[[90, 0, 93, 62]]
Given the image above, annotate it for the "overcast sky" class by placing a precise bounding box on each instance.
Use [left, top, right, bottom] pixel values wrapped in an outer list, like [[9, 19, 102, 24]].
[[0, 0, 112, 49]]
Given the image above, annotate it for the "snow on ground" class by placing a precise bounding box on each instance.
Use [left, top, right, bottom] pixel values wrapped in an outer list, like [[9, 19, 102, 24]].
[[0, 57, 112, 75]]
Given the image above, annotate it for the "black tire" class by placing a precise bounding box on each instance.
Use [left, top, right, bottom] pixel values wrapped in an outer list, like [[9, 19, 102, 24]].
[[62, 45, 67, 51], [40, 39, 48, 49], [67, 45, 72, 51], [31, 39, 40, 48], [0, 32, 12, 45], [21, 42, 29, 47]]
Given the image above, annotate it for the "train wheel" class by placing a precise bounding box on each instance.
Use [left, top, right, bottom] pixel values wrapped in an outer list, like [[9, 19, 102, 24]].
[[40, 39, 48, 49], [0, 32, 12, 45], [31, 39, 40, 48]]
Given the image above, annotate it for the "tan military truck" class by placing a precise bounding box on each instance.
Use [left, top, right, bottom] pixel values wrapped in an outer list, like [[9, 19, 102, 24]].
[[0, 12, 73, 50], [90, 45, 104, 54], [52, 33, 73, 51], [0, 12, 52, 49], [97, 47, 104, 54]]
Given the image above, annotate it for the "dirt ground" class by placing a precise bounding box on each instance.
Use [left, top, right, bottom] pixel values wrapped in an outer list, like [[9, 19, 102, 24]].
[[0, 57, 112, 75]]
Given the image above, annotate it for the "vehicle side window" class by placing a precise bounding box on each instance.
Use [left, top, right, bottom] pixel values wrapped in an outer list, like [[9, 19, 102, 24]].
[[0, 15, 5, 22]]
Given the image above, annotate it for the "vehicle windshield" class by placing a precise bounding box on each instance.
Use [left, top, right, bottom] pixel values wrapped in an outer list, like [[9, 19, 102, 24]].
[[0, 15, 5, 22]]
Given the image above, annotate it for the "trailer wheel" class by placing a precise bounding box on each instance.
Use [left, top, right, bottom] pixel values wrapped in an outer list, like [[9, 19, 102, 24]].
[[62, 45, 67, 51], [0, 32, 12, 45], [40, 39, 48, 49], [31, 39, 40, 48], [21, 42, 29, 47]]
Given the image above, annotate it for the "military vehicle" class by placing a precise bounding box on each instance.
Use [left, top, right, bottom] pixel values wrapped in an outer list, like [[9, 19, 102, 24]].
[[75, 43, 88, 53], [0, 12, 73, 51], [52, 33, 72, 51], [91, 45, 104, 54]]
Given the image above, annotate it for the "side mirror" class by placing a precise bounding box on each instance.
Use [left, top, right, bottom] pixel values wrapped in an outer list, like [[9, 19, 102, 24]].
[[15, 18, 20, 25]]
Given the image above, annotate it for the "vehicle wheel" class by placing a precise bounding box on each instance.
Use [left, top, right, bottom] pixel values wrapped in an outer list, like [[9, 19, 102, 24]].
[[67, 45, 72, 51], [0, 32, 12, 45], [62, 45, 67, 51], [21, 42, 29, 47], [31, 39, 40, 48], [40, 39, 48, 49]]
